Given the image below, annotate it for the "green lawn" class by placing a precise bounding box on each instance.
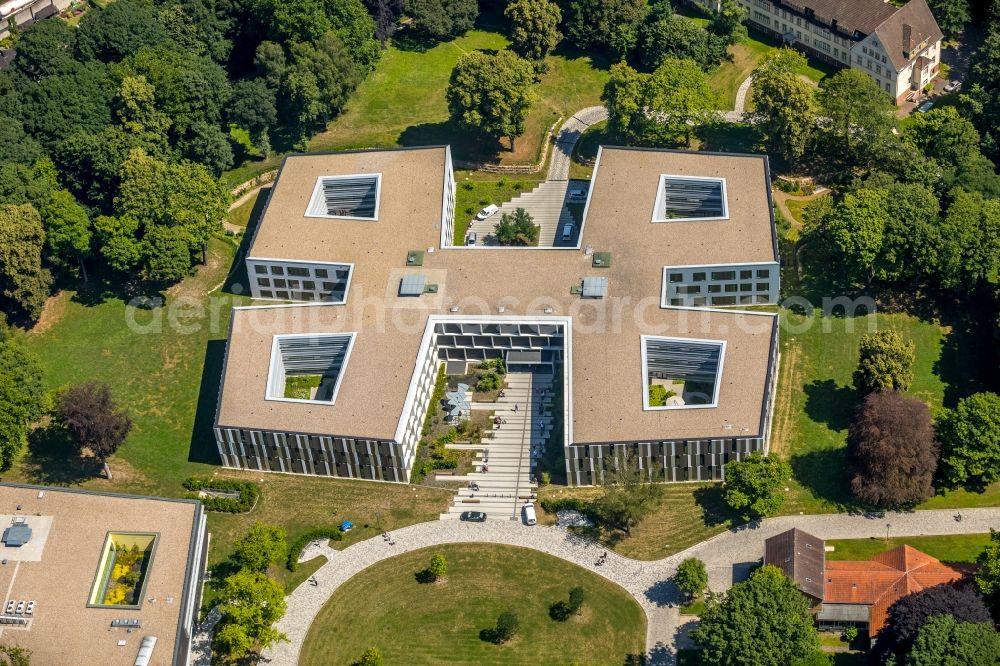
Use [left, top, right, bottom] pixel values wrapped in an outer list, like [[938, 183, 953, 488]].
[[453, 170, 544, 244], [784, 197, 813, 226], [299, 544, 646, 665], [826, 534, 992, 564], [771, 309, 997, 514]]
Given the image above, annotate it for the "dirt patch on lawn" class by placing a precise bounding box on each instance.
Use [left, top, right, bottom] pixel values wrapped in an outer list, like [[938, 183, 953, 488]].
[[28, 291, 70, 336], [769, 338, 801, 458]]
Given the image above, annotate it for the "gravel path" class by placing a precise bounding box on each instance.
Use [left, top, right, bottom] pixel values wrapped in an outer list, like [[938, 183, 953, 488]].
[[547, 106, 608, 182], [260, 506, 1000, 666], [733, 75, 754, 115]]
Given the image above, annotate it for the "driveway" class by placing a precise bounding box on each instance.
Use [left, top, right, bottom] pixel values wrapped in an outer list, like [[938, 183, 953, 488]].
[[257, 506, 1000, 666]]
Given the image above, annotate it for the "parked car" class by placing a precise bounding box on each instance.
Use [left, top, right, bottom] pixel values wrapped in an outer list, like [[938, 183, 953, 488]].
[[466, 232, 476, 246], [561, 223, 574, 241], [569, 186, 588, 199], [476, 204, 499, 220], [916, 100, 934, 113], [460, 511, 487, 522], [943, 80, 962, 93], [522, 503, 537, 526]]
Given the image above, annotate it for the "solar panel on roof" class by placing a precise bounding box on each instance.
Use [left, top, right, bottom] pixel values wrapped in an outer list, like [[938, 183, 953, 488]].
[[581, 277, 608, 298], [399, 275, 426, 296]]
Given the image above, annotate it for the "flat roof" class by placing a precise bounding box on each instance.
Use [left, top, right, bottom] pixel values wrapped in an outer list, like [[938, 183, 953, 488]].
[[0, 484, 202, 666], [220, 146, 778, 444]]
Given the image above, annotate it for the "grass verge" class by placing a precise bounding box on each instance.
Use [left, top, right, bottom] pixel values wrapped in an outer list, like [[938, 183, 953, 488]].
[[825, 533, 992, 564]]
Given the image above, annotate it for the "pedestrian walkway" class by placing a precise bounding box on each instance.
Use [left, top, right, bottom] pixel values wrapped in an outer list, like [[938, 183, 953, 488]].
[[442, 371, 554, 521], [259, 506, 1000, 666]]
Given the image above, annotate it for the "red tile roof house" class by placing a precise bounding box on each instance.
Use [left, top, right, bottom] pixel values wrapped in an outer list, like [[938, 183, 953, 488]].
[[764, 528, 971, 644]]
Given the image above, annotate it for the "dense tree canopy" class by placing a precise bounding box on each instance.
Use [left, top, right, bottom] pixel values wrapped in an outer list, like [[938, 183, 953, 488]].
[[405, 0, 477, 40], [592, 450, 664, 535], [974, 529, 1000, 621], [57, 381, 132, 479], [638, 8, 728, 72], [674, 557, 708, 600], [691, 565, 821, 666], [75, 0, 171, 63], [817, 69, 897, 172], [750, 49, 816, 168], [447, 50, 536, 150], [847, 391, 937, 508], [505, 0, 562, 61], [493, 208, 539, 246], [0, 205, 53, 322], [561, 0, 646, 57], [232, 522, 287, 572], [936, 392, 1000, 489], [853, 330, 915, 395], [213, 568, 288, 663], [723, 451, 791, 520], [0, 338, 47, 470], [906, 613, 1000, 666], [926, 0, 971, 40]]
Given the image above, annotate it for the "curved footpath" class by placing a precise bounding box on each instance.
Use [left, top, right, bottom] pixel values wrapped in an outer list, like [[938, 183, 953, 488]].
[[259, 507, 1000, 665]]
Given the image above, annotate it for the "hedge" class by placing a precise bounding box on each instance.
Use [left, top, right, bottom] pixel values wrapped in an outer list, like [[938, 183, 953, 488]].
[[182, 477, 259, 513], [286, 528, 344, 571], [539, 497, 600, 522]]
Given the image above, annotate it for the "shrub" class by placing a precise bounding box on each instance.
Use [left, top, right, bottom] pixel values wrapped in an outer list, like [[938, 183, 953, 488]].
[[285, 528, 344, 571], [428, 553, 448, 580], [853, 330, 915, 395], [538, 496, 599, 521], [479, 358, 507, 375], [549, 600, 572, 621], [492, 610, 519, 643], [182, 477, 259, 513], [476, 370, 503, 392], [357, 646, 383, 666], [568, 586, 585, 613], [540, 471, 551, 485], [649, 384, 668, 406], [841, 626, 858, 642]]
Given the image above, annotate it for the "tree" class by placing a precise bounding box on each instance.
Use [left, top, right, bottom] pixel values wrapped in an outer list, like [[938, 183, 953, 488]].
[[592, 449, 664, 535], [906, 613, 1000, 665], [936, 392, 1000, 488], [57, 381, 132, 479], [562, 0, 646, 56], [232, 522, 287, 572], [0, 204, 53, 322], [75, 0, 170, 63], [40, 190, 92, 279], [176, 121, 234, 175], [641, 59, 717, 147], [568, 586, 585, 614], [936, 190, 1000, 293], [974, 529, 1000, 620], [674, 557, 708, 600], [602, 61, 647, 144], [505, 0, 562, 61], [325, 0, 381, 72], [486, 610, 519, 644], [853, 330, 915, 395], [493, 208, 539, 246], [212, 568, 288, 663], [0, 116, 43, 167], [11, 18, 78, 80], [816, 188, 890, 287], [405, 0, 478, 40], [903, 107, 981, 172], [427, 553, 447, 581], [874, 583, 993, 663], [550, 585, 586, 620], [926, 0, 970, 40], [847, 391, 937, 508], [16, 61, 113, 150], [0, 339, 47, 470], [113, 75, 171, 156], [357, 647, 383, 666], [723, 451, 791, 520], [817, 68, 896, 171], [447, 50, 536, 151], [227, 78, 278, 156], [638, 13, 728, 72], [0, 646, 30, 666], [708, 0, 748, 43], [691, 564, 821, 666], [750, 49, 817, 167], [877, 182, 942, 284]]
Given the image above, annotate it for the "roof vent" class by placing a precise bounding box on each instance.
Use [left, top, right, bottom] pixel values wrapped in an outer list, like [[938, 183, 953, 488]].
[[581, 277, 608, 299], [2, 524, 31, 547], [449, 305, 459, 313], [133, 636, 157, 666], [399, 275, 427, 297]]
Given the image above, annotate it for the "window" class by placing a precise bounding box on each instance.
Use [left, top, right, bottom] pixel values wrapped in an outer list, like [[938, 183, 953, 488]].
[[88, 533, 158, 609], [314, 268, 329, 278], [712, 296, 737, 305], [756, 269, 770, 278], [276, 291, 289, 299], [303, 280, 316, 290], [270, 266, 284, 275], [260, 290, 273, 298], [306, 174, 381, 220], [257, 277, 271, 287], [725, 284, 738, 292], [692, 272, 706, 282], [266, 332, 357, 404], [740, 283, 753, 292], [273, 278, 287, 288], [757, 282, 770, 291], [642, 336, 725, 410], [740, 270, 752, 279], [707, 284, 722, 293], [254, 265, 267, 275], [677, 285, 702, 294], [653, 175, 728, 222], [669, 273, 684, 283], [288, 267, 309, 277], [711, 270, 736, 281], [287, 280, 300, 290]]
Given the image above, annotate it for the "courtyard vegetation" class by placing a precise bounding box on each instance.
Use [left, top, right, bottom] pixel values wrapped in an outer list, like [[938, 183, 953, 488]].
[[298, 544, 645, 665]]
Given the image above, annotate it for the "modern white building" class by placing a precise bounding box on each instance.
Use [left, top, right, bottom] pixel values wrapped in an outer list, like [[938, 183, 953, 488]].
[[214, 146, 781, 485], [691, 0, 943, 104]]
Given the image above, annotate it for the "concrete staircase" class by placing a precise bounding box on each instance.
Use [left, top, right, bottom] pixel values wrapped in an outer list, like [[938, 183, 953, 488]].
[[440, 372, 556, 521], [466, 182, 579, 247]]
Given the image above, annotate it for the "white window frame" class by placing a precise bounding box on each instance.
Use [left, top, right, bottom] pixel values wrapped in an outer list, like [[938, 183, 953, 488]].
[[652, 174, 729, 223], [305, 173, 382, 221], [640, 335, 727, 411], [265, 332, 358, 406]]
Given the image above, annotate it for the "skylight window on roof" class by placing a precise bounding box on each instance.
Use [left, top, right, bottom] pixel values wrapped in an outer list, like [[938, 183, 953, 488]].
[[306, 174, 381, 220], [642, 336, 725, 410], [652, 175, 728, 222], [266, 333, 356, 404]]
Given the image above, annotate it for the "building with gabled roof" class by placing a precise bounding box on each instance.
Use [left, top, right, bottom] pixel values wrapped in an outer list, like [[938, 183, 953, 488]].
[[765, 528, 971, 640]]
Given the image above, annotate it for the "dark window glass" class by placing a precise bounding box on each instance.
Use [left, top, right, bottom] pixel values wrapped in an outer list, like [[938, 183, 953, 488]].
[[724, 283, 738, 292], [322, 282, 336, 291], [711, 270, 736, 280], [740, 283, 753, 292], [270, 265, 284, 275], [757, 282, 769, 291], [287, 279, 300, 289], [669, 273, 683, 283], [707, 284, 721, 293], [259, 290, 273, 298], [314, 268, 329, 278], [273, 279, 287, 288], [712, 296, 737, 305], [254, 265, 267, 274], [677, 285, 701, 294], [692, 272, 706, 282], [740, 270, 752, 279], [257, 277, 270, 287], [303, 280, 316, 290], [756, 269, 770, 278], [275, 291, 289, 299], [288, 267, 309, 277]]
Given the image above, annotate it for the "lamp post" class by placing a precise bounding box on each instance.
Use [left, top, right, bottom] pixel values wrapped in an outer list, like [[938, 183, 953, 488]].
[[885, 523, 891, 544]]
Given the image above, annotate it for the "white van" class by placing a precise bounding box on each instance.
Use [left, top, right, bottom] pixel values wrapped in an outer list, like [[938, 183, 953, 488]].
[[561, 223, 574, 241], [476, 204, 499, 220], [522, 503, 537, 526]]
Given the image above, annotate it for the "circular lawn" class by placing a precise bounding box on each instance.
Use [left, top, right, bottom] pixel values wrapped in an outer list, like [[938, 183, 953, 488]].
[[299, 543, 646, 665]]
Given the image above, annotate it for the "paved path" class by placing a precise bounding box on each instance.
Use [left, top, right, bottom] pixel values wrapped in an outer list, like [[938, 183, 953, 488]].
[[261, 506, 1000, 665], [548, 106, 609, 182], [732, 75, 754, 115]]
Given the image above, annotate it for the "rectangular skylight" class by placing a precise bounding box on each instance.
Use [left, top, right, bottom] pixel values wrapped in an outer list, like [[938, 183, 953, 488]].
[[653, 175, 728, 222], [641, 336, 725, 410], [266, 333, 356, 404], [581, 276, 608, 298], [306, 174, 381, 220], [399, 274, 426, 296]]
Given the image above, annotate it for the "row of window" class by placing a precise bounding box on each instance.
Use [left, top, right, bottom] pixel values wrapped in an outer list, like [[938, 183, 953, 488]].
[[670, 294, 770, 307], [676, 282, 770, 294], [253, 264, 348, 280], [257, 277, 342, 291], [669, 268, 770, 282]]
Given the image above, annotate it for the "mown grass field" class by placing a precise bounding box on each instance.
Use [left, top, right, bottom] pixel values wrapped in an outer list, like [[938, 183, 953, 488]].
[[299, 544, 646, 666], [825, 534, 993, 564]]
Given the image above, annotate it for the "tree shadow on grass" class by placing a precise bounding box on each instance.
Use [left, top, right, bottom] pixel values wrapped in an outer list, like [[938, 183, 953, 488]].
[[692, 485, 740, 528], [68, 271, 167, 310], [696, 122, 760, 154], [790, 448, 857, 510], [187, 340, 226, 466], [414, 568, 436, 584], [803, 379, 856, 432], [397, 121, 502, 165], [21, 424, 102, 486], [391, 29, 443, 53], [934, 309, 996, 409]]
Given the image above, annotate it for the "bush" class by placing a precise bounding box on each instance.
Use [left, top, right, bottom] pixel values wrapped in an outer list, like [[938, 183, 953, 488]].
[[483, 610, 520, 643], [539, 496, 598, 520], [182, 477, 259, 513], [428, 553, 448, 580], [478, 358, 507, 375], [841, 626, 858, 642], [476, 370, 503, 392], [285, 528, 344, 571], [568, 586, 585, 613], [549, 600, 572, 621]]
